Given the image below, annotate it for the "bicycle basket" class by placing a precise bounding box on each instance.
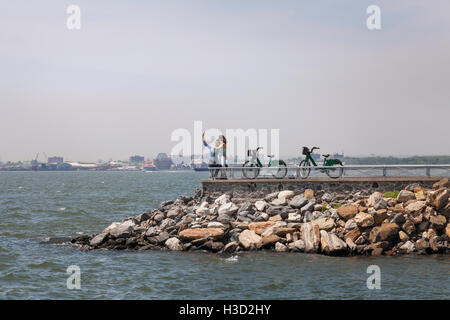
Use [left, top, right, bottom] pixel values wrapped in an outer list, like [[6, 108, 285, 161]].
[[302, 147, 309, 155]]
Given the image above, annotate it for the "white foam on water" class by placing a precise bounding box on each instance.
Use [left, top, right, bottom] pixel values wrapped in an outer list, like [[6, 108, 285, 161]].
[[223, 255, 239, 262], [59, 207, 66, 211]]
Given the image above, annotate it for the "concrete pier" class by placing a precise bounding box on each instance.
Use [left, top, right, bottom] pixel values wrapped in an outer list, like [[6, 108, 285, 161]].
[[201, 177, 442, 197]]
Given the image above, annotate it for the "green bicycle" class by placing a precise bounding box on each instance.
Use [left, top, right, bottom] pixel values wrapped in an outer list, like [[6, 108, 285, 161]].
[[242, 147, 287, 179], [297, 146, 344, 179]]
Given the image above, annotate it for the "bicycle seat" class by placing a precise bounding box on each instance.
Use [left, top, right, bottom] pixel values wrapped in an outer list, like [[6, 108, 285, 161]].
[[322, 154, 330, 158], [267, 155, 275, 158]]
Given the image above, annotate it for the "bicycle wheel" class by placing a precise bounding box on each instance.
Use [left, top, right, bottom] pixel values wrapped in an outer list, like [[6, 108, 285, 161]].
[[242, 161, 260, 179], [325, 163, 344, 179], [272, 160, 287, 178], [297, 160, 311, 179]]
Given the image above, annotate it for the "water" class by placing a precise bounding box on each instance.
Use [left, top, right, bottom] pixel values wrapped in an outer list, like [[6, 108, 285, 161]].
[[0, 171, 449, 299]]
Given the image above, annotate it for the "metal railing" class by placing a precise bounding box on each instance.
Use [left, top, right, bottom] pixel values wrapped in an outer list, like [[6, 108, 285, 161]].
[[206, 164, 450, 180]]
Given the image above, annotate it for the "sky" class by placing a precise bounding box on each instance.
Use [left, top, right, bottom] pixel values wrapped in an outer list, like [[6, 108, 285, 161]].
[[1, 0, 449, 162]]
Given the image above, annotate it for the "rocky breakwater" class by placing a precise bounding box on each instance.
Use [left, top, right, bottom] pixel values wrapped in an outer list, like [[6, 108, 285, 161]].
[[71, 178, 450, 256]]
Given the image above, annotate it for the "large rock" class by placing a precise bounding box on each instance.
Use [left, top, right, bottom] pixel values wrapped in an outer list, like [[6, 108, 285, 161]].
[[278, 190, 295, 201], [369, 223, 399, 243], [397, 190, 415, 203], [402, 220, 416, 235], [321, 193, 333, 203], [254, 200, 268, 212], [429, 189, 450, 210], [238, 229, 262, 250], [430, 215, 447, 230], [337, 205, 358, 220], [293, 240, 305, 251], [90, 232, 108, 246], [207, 221, 225, 229], [166, 207, 181, 219], [109, 220, 135, 238], [271, 198, 287, 206], [312, 217, 336, 231], [300, 200, 316, 214], [179, 228, 224, 241], [398, 240, 416, 253], [301, 222, 321, 253], [391, 213, 406, 226], [165, 237, 183, 251], [373, 198, 388, 210], [354, 212, 374, 227], [289, 195, 308, 209], [215, 194, 231, 205], [405, 201, 427, 214], [267, 206, 284, 216], [373, 209, 388, 225], [273, 242, 287, 252], [320, 230, 348, 255], [160, 218, 176, 230], [238, 201, 254, 214], [368, 192, 383, 207], [248, 221, 275, 235], [218, 202, 239, 216], [261, 234, 280, 246], [344, 227, 361, 242]]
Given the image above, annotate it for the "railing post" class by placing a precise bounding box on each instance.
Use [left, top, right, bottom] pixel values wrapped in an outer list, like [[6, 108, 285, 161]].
[[426, 167, 430, 177], [382, 167, 387, 177]]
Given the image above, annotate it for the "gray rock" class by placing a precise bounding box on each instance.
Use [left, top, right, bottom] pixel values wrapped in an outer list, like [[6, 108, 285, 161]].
[[398, 240, 415, 254], [214, 194, 231, 205], [373, 198, 388, 210], [90, 233, 108, 246], [275, 242, 288, 252], [254, 200, 268, 212], [320, 230, 348, 255], [145, 227, 159, 237], [392, 213, 406, 225], [278, 190, 295, 201], [264, 192, 279, 202], [321, 193, 333, 203], [160, 218, 176, 230], [344, 219, 357, 231], [109, 220, 135, 238], [267, 206, 284, 216], [207, 221, 225, 228], [217, 213, 232, 224], [301, 222, 321, 253], [238, 201, 254, 214], [290, 195, 308, 209], [154, 213, 165, 223], [218, 202, 239, 216], [165, 237, 183, 251], [301, 200, 316, 213], [157, 231, 170, 243]]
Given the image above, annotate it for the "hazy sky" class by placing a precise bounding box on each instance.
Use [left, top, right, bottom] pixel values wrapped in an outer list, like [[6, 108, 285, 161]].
[[1, 0, 449, 162]]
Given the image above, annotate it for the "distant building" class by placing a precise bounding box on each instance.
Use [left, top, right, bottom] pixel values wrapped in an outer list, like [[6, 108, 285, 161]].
[[129, 155, 145, 164], [154, 153, 173, 170], [48, 156, 64, 164]]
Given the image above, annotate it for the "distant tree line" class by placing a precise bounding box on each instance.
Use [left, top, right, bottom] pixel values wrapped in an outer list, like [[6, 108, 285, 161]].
[[341, 156, 450, 165]]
